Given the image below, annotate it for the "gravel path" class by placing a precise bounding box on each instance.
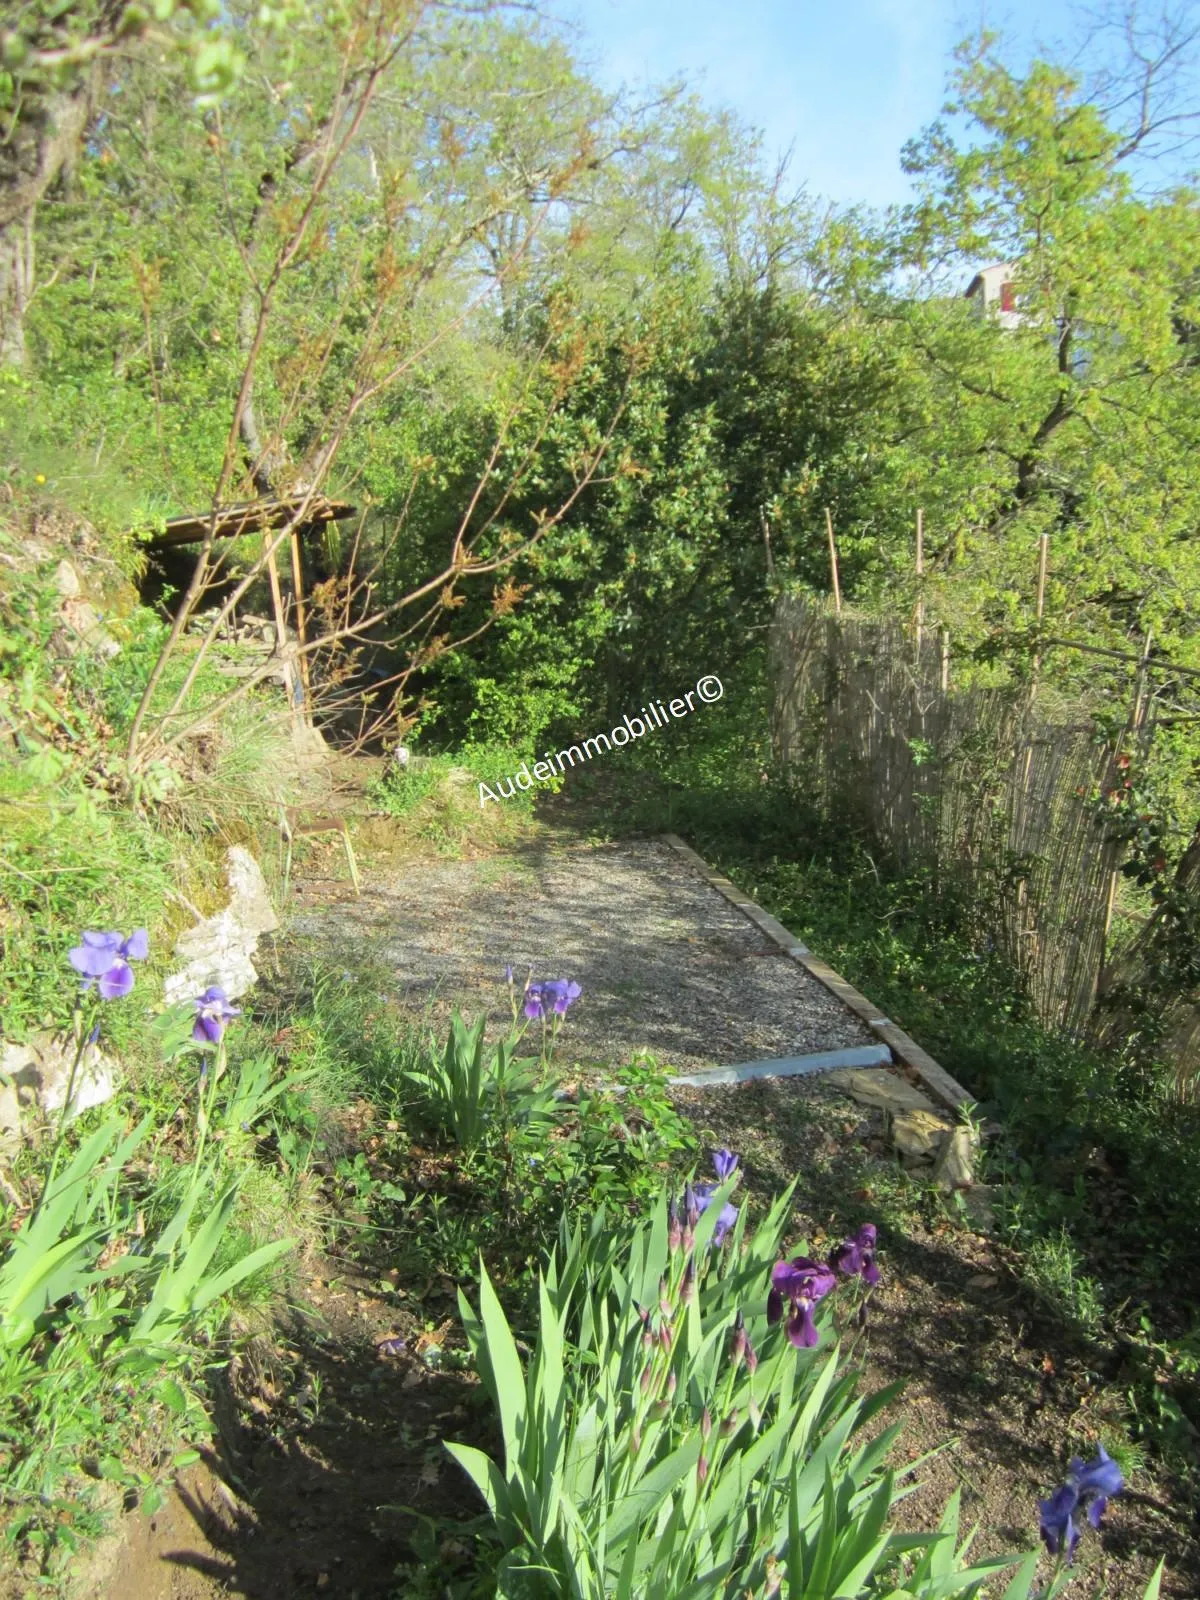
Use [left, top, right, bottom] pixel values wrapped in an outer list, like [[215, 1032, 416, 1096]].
[[287, 835, 875, 1075]]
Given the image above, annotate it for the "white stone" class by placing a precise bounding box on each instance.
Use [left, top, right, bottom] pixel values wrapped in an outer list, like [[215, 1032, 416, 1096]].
[[0, 1076, 20, 1160], [163, 908, 261, 1005], [225, 845, 279, 938], [163, 846, 279, 1005], [891, 1106, 954, 1162], [40, 1047, 117, 1119], [960, 1184, 998, 1232], [826, 1068, 939, 1114], [53, 559, 81, 598], [60, 596, 120, 659], [932, 1124, 976, 1191], [0, 1033, 118, 1124]]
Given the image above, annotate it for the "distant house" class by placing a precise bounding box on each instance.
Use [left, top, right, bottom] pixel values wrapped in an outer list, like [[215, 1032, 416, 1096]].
[[964, 262, 1024, 330]]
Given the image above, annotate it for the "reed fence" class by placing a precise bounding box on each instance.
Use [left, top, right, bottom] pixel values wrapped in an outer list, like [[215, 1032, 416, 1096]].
[[768, 593, 1200, 1085]]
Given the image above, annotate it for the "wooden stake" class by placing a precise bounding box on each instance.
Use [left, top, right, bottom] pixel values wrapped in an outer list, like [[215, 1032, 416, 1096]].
[[1032, 531, 1049, 678], [824, 507, 842, 615], [915, 507, 925, 652], [940, 627, 950, 693], [1035, 532, 1049, 623], [289, 525, 313, 720], [1099, 629, 1155, 989], [1131, 628, 1154, 731], [262, 529, 299, 722], [761, 507, 775, 582]]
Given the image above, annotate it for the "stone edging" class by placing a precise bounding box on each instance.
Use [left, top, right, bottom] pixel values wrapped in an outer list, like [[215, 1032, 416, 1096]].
[[659, 833, 976, 1114]]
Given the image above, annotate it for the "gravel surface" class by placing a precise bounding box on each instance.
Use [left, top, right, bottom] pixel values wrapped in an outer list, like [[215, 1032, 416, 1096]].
[[287, 835, 875, 1075]]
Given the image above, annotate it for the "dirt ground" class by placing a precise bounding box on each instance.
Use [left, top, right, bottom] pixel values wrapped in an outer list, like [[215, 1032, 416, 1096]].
[[71, 803, 1198, 1600]]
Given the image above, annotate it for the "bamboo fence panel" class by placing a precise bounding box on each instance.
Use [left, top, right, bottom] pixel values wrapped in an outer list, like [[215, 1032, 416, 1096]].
[[768, 596, 1158, 1041]]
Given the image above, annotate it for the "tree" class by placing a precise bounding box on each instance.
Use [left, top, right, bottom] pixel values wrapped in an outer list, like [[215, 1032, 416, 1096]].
[[0, 0, 250, 365]]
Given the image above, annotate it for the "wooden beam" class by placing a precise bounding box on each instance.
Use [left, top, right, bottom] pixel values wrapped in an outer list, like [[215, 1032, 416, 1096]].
[[146, 496, 356, 549]]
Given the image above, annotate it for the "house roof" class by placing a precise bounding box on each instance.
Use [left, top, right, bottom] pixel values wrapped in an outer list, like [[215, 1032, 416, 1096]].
[[964, 262, 1015, 298]]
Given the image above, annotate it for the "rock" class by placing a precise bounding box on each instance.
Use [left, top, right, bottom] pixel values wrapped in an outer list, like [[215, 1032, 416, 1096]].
[[960, 1184, 998, 1233], [933, 1124, 976, 1191], [163, 846, 279, 1005], [0, 1033, 117, 1126], [827, 1068, 939, 1114], [53, 559, 81, 598], [60, 596, 120, 659], [891, 1106, 954, 1162], [40, 1044, 117, 1119], [226, 846, 280, 938], [0, 1075, 19, 1160]]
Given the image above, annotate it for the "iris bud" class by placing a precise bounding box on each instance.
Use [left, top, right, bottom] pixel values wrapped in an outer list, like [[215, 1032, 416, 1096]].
[[680, 1255, 696, 1304], [730, 1309, 747, 1368]]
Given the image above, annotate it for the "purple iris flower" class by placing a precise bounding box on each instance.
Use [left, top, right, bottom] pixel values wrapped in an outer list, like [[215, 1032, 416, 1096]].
[[1039, 1484, 1082, 1562], [543, 979, 581, 1015], [711, 1148, 738, 1182], [767, 1256, 837, 1348], [523, 978, 581, 1019], [192, 985, 242, 1046], [1069, 1446, 1124, 1528], [68, 929, 149, 1000], [829, 1222, 881, 1287], [692, 1182, 739, 1245], [1039, 1446, 1124, 1564]]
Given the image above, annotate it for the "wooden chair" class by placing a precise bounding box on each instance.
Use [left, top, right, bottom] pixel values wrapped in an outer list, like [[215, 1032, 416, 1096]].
[[279, 804, 361, 898]]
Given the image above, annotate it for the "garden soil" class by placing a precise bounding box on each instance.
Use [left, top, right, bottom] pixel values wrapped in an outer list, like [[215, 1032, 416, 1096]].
[[74, 792, 1198, 1600]]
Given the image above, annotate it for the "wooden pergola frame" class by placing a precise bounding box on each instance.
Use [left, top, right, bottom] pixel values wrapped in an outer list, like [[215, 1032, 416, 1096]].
[[145, 495, 358, 722]]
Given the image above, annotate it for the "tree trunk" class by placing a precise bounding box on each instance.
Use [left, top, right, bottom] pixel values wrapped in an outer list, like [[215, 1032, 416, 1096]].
[[0, 216, 32, 367], [0, 76, 97, 367]]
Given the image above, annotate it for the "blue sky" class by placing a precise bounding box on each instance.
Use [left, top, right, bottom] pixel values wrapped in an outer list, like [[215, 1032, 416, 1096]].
[[558, 0, 1196, 209]]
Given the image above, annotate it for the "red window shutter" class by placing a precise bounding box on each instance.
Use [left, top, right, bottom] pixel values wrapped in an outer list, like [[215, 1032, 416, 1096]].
[[999, 280, 1016, 312]]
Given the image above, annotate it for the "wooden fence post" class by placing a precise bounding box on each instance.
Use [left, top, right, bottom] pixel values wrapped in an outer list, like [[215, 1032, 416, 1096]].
[[914, 507, 924, 653], [824, 507, 842, 615], [262, 528, 301, 727], [289, 524, 313, 721], [1032, 531, 1049, 676], [1098, 630, 1154, 987], [1022, 533, 1050, 793]]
